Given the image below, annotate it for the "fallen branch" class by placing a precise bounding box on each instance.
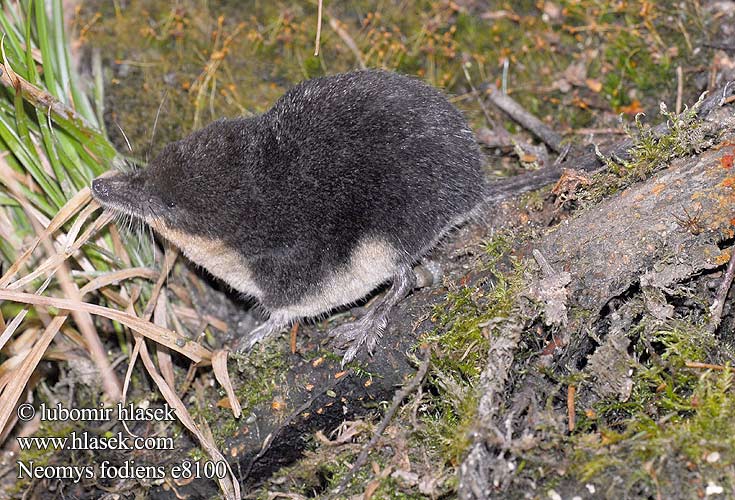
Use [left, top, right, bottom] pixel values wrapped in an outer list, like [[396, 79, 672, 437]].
[[480, 83, 564, 153], [482, 81, 735, 204]]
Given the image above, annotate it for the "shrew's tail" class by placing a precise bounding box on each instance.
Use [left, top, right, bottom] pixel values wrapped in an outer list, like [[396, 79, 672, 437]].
[[480, 164, 567, 204]]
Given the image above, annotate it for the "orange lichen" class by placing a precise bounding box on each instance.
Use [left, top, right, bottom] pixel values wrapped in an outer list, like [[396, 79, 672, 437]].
[[721, 154, 734, 170], [715, 250, 732, 266]]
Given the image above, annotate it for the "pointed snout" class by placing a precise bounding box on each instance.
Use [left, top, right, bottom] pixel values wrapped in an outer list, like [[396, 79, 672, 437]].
[[90, 172, 152, 219], [91, 177, 111, 200], [91, 174, 137, 206]]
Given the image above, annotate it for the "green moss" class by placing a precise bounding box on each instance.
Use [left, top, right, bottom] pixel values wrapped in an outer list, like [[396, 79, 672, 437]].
[[314, 448, 432, 499], [620, 97, 706, 179], [265, 446, 380, 498], [188, 344, 287, 449], [370, 477, 430, 499], [570, 320, 735, 496], [418, 385, 480, 467], [519, 188, 549, 212], [580, 94, 707, 205], [427, 239, 520, 383], [417, 232, 524, 468], [232, 344, 287, 414], [482, 231, 514, 269]]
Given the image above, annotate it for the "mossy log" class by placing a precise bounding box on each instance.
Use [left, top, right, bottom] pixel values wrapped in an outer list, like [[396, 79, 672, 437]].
[[459, 99, 735, 499]]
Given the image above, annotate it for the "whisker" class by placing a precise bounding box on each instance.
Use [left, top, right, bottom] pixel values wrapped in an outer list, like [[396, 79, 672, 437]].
[[149, 90, 168, 158], [114, 121, 133, 153]]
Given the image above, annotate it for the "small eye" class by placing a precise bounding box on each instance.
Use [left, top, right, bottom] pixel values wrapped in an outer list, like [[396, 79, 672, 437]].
[[168, 201, 176, 208]]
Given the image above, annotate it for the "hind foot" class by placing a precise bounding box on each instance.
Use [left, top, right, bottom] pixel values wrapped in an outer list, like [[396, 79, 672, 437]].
[[329, 264, 416, 365], [235, 317, 286, 352], [329, 312, 389, 365]]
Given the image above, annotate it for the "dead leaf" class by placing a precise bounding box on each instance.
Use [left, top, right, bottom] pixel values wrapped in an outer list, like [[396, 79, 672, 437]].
[[618, 99, 644, 115], [585, 78, 603, 93], [527, 250, 572, 326], [642, 287, 674, 321]]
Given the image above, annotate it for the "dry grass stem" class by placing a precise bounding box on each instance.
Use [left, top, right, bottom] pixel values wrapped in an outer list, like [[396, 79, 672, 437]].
[[0, 290, 212, 362], [212, 349, 241, 418], [137, 338, 240, 500]]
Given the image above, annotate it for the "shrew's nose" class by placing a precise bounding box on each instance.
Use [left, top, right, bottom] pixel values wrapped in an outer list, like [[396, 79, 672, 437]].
[[91, 178, 109, 199]]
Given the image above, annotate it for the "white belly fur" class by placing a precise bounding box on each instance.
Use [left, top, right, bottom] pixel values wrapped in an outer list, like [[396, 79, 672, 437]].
[[152, 220, 398, 321], [279, 238, 399, 319], [152, 221, 264, 300]]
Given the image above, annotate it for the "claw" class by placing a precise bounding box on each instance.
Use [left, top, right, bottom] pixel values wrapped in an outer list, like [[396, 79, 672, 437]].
[[342, 344, 360, 366], [329, 313, 388, 365], [236, 319, 285, 352]]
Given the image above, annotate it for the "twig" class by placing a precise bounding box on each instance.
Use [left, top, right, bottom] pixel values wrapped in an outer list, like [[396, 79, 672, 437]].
[[148, 89, 168, 157], [703, 42, 735, 51], [553, 143, 571, 166], [314, 0, 323, 56], [685, 361, 734, 372], [480, 83, 564, 153], [722, 82, 735, 107], [331, 347, 431, 497], [708, 245, 735, 334], [567, 385, 576, 432], [676, 65, 683, 115], [572, 127, 626, 135], [141, 246, 178, 321], [289, 322, 299, 354], [327, 13, 366, 69], [462, 65, 496, 129], [482, 82, 735, 204]]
